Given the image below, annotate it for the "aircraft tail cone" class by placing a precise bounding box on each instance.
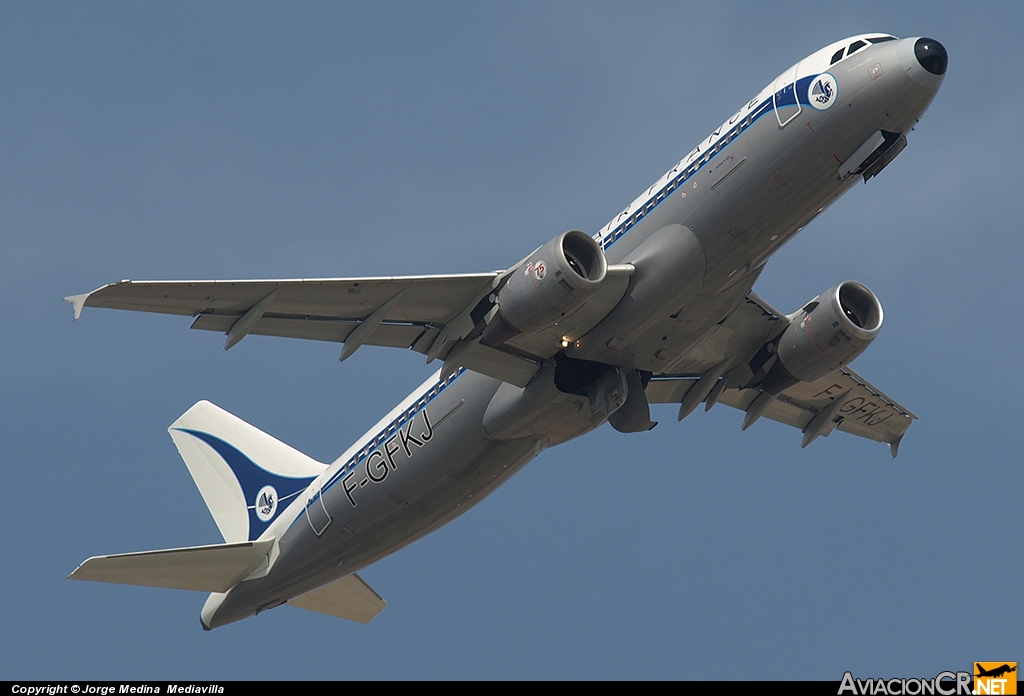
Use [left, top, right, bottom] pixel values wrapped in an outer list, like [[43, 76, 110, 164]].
[[201, 592, 226, 631]]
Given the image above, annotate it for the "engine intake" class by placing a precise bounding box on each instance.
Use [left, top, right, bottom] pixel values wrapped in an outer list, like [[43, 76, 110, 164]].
[[761, 281, 883, 393], [482, 230, 607, 346]]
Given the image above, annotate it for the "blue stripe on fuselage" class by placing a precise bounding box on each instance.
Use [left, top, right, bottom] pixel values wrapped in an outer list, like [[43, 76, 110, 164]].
[[597, 74, 820, 251], [282, 367, 466, 536]]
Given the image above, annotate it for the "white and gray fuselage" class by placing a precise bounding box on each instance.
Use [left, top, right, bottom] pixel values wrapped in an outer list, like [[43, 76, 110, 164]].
[[202, 34, 945, 629]]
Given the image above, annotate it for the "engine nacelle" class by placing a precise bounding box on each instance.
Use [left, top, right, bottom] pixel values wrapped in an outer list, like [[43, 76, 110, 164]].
[[482, 230, 607, 345], [762, 281, 883, 393]]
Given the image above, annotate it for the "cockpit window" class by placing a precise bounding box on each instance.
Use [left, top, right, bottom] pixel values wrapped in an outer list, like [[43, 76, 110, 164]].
[[847, 40, 867, 55], [866, 36, 897, 44], [830, 48, 845, 65]]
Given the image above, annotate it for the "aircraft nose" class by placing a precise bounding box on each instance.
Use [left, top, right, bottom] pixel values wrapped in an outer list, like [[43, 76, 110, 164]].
[[914, 37, 947, 75], [897, 36, 947, 87]]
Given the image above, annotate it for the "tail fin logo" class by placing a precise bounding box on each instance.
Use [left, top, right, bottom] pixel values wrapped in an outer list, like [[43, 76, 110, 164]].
[[255, 485, 278, 522]]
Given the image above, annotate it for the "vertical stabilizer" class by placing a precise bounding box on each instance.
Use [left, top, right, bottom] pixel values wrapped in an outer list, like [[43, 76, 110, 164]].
[[169, 401, 326, 543]]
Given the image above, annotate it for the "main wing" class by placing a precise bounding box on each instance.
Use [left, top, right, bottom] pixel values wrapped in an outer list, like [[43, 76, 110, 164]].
[[646, 367, 915, 456], [66, 274, 499, 353], [645, 292, 916, 456], [66, 267, 633, 388]]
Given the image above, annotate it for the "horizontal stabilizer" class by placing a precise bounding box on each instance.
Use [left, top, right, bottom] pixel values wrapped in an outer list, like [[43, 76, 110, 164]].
[[289, 573, 386, 624], [69, 539, 275, 593]]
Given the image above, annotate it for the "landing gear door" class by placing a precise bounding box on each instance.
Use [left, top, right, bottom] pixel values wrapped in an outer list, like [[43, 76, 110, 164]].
[[772, 61, 802, 128]]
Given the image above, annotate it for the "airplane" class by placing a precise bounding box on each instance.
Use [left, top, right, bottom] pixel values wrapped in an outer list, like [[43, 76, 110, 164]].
[[976, 664, 1017, 679], [66, 34, 947, 629]]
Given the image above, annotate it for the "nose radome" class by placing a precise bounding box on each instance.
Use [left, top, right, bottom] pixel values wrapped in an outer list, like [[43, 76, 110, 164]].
[[897, 37, 947, 87], [914, 37, 947, 75]]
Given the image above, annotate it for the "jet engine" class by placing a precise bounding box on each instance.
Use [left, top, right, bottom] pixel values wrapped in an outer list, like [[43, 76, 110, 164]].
[[482, 230, 607, 345], [761, 281, 883, 393]]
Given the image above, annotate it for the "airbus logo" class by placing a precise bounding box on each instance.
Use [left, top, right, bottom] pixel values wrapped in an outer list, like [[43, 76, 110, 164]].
[[255, 485, 278, 522]]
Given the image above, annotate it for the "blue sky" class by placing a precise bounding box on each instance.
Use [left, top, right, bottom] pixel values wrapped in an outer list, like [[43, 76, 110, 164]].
[[2, 1, 1020, 680]]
